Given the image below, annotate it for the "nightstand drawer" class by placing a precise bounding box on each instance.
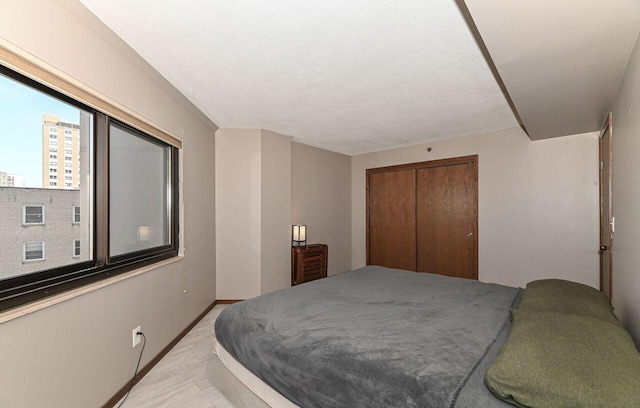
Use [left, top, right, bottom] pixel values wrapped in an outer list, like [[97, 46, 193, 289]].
[[291, 244, 328, 286]]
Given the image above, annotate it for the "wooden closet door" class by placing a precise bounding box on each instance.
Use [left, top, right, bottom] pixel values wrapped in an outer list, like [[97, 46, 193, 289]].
[[416, 162, 477, 279], [367, 169, 417, 271]]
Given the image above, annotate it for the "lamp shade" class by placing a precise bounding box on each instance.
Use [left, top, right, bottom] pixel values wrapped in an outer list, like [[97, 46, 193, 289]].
[[292, 225, 307, 246], [137, 226, 150, 242]]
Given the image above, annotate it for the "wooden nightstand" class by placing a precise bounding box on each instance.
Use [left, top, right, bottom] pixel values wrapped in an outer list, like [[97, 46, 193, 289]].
[[291, 244, 328, 286]]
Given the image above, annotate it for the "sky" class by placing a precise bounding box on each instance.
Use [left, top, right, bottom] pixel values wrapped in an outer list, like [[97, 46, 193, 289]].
[[0, 73, 81, 188]]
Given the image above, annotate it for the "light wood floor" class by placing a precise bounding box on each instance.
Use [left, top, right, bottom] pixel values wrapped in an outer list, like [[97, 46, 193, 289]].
[[113, 305, 232, 408]]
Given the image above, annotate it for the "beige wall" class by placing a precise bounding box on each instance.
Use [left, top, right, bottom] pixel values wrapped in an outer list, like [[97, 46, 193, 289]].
[[352, 127, 600, 289], [215, 128, 292, 299], [609, 33, 640, 347], [0, 1, 217, 407], [216, 133, 351, 297], [215, 128, 262, 299], [291, 142, 352, 276], [261, 130, 293, 293]]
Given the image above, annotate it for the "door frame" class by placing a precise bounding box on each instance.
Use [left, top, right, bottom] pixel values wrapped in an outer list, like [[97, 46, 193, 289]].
[[599, 113, 613, 301], [366, 155, 478, 276]]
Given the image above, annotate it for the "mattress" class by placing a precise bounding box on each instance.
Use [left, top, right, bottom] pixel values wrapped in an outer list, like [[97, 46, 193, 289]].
[[213, 266, 521, 408], [209, 339, 298, 408]]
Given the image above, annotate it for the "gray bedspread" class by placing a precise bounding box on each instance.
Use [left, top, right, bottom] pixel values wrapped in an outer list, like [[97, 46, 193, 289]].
[[215, 265, 520, 408]]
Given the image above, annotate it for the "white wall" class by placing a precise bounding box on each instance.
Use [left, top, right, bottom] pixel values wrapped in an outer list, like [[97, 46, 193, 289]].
[[215, 128, 262, 299], [609, 33, 640, 346], [215, 128, 292, 299], [291, 142, 352, 276], [0, 1, 217, 407], [352, 127, 600, 289]]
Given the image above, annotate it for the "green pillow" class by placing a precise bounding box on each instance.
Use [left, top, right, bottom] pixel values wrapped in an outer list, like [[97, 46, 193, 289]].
[[517, 279, 618, 325], [485, 310, 640, 407]]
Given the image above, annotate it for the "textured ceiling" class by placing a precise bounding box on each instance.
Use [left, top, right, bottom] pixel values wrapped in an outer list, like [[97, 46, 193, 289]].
[[78, 0, 518, 155]]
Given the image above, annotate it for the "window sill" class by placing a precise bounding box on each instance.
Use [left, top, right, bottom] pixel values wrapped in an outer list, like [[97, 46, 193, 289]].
[[22, 259, 45, 264], [0, 255, 184, 324]]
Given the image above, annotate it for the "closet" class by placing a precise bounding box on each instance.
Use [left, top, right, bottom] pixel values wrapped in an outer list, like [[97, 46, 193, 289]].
[[366, 155, 478, 279]]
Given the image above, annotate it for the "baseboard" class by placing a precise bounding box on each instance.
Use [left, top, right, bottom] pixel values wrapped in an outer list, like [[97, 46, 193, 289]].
[[216, 299, 243, 304], [102, 300, 217, 408]]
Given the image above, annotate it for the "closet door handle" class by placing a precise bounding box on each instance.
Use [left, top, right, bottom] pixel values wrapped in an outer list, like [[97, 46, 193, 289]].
[[467, 232, 473, 237]]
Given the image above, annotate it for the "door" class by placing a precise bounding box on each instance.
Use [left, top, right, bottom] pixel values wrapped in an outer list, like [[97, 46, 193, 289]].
[[366, 155, 478, 279], [367, 169, 416, 271], [416, 161, 477, 279], [599, 113, 613, 301]]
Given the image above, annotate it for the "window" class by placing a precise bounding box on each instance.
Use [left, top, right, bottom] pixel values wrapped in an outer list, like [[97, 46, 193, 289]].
[[23, 242, 45, 262], [73, 240, 80, 257], [109, 122, 174, 257], [0, 63, 179, 312], [23, 206, 44, 225]]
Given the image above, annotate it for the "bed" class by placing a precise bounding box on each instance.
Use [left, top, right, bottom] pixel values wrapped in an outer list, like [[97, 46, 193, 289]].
[[211, 266, 519, 408], [209, 266, 640, 408]]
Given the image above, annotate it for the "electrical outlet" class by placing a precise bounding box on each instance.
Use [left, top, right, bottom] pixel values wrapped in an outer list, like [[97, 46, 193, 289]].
[[132, 326, 141, 348]]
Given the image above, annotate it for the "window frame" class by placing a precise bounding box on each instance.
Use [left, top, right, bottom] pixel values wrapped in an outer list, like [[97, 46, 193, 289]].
[[105, 118, 179, 265], [73, 240, 81, 258], [0, 62, 180, 312], [23, 241, 45, 262], [23, 205, 45, 226], [72, 206, 80, 224]]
